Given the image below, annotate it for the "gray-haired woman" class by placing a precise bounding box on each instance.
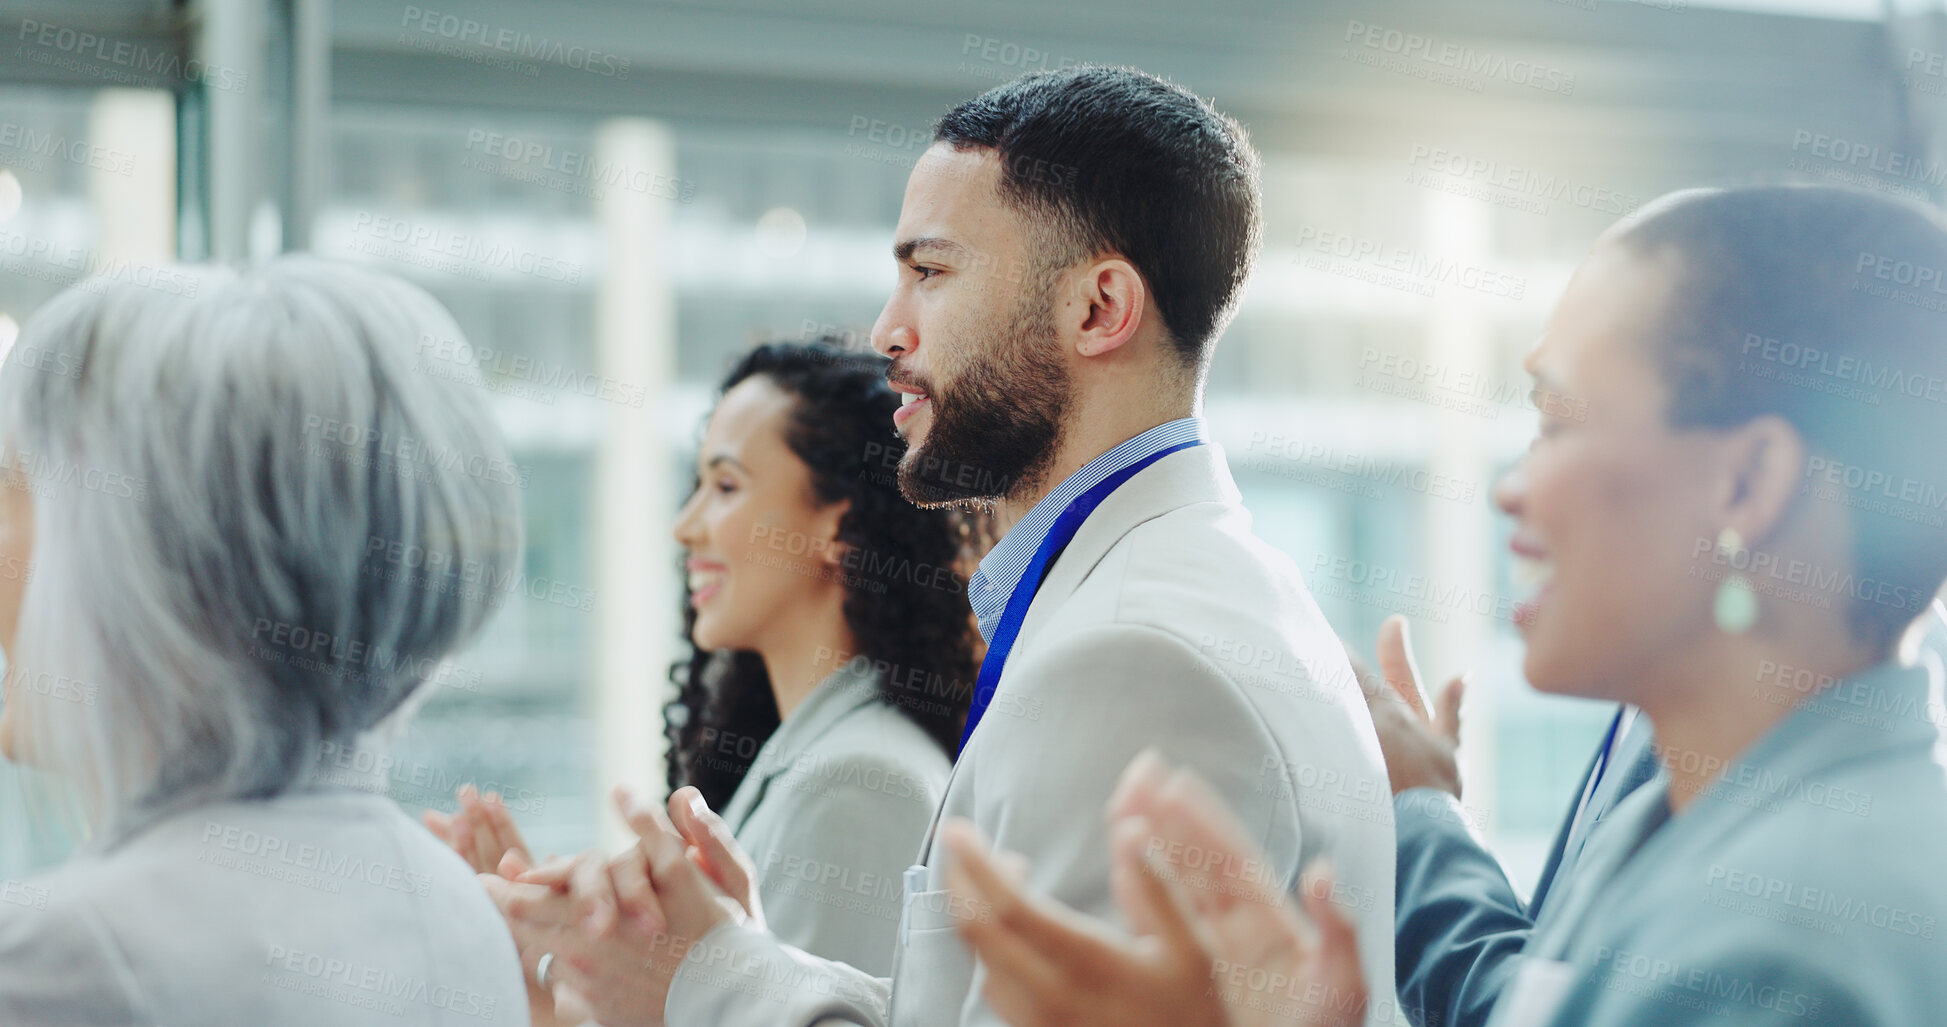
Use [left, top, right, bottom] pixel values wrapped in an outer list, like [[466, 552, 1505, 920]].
[[0, 257, 530, 1026]]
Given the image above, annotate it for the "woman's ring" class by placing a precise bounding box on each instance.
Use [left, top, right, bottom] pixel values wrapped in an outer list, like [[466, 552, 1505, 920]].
[[535, 952, 555, 989]]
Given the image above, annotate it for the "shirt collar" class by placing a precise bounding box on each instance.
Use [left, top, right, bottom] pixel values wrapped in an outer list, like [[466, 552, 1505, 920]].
[[966, 417, 1209, 643]]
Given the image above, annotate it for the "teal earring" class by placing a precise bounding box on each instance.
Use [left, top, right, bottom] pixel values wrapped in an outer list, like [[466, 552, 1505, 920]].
[[1713, 527, 1759, 635]]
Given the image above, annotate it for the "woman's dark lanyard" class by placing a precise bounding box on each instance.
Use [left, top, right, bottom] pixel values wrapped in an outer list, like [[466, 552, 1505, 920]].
[[957, 439, 1206, 752]]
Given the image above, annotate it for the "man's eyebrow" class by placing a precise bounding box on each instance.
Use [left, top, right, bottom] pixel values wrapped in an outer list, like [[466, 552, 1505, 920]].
[[703, 453, 747, 474], [893, 236, 970, 263]]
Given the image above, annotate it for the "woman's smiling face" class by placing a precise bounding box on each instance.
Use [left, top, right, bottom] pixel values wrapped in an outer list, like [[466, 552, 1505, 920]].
[[1494, 242, 1741, 702], [671, 375, 848, 655]]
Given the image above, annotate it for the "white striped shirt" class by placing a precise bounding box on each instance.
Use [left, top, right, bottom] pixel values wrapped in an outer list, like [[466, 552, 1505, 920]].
[[967, 416, 1208, 643]]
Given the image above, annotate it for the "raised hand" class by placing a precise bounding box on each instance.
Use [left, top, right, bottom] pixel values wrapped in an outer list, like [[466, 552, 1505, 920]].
[[663, 785, 767, 929], [1352, 615, 1466, 798], [424, 784, 534, 873]]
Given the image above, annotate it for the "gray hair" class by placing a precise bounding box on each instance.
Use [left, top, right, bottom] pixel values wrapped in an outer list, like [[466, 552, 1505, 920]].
[[1, 256, 524, 842]]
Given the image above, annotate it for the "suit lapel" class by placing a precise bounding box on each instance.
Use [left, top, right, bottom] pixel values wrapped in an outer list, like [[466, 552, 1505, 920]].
[[915, 444, 1239, 861], [1526, 717, 1611, 917], [1534, 708, 1659, 915], [1009, 443, 1239, 658], [720, 663, 880, 835]]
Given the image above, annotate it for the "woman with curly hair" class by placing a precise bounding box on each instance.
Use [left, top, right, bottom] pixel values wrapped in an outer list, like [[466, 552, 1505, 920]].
[[661, 341, 985, 825], [432, 339, 984, 992]]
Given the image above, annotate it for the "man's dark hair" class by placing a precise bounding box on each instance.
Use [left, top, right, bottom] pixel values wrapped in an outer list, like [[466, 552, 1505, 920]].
[[934, 65, 1262, 368], [1615, 184, 1947, 651]]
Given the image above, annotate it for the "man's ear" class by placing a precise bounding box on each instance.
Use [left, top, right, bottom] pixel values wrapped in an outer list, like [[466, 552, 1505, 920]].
[[1716, 415, 1806, 547], [1067, 257, 1147, 359]]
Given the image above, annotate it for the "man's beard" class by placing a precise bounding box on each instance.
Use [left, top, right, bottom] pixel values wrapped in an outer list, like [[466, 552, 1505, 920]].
[[896, 288, 1069, 509]]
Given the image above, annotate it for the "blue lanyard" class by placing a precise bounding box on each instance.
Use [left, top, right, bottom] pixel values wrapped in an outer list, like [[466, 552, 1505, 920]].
[[959, 438, 1206, 751]]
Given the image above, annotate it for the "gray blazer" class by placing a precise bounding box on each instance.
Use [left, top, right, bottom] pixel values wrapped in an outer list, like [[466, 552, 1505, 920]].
[[718, 663, 951, 976], [1392, 707, 1658, 1027], [665, 443, 1399, 1027], [1489, 655, 1947, 1027], [0, 787, 528, 1026]]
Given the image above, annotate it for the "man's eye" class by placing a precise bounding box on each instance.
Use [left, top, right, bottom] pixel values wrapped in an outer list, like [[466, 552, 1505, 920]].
[[714, 478, 738, 495], [910, 264, 939, 280]]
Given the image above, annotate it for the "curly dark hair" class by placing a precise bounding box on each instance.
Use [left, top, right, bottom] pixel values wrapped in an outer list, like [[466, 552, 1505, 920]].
[[664, 340, 989, 809]]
